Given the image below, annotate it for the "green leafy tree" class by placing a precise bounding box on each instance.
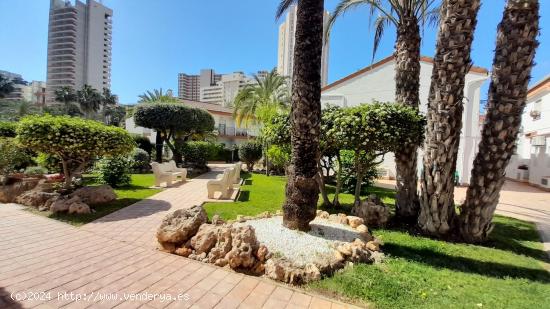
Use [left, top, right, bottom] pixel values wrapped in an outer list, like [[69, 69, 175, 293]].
[[77, 84, 102, 118], [101, 88, 118, 106], [54, 86, 78, 115], [329, 103, 426, 205], [0, 74, 14, 98], [94, 155, 133, 187], [0, 138, 28, 185], [233, 69, 289, 127], [239, 142, 263, 172], [134, 103, 215, 164], [328, 0, 439, 219], [17, 115, 135, 188]]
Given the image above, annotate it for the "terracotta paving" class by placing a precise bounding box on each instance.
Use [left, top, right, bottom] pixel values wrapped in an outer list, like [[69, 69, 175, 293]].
[[0, 164, 360, 309], [376, 179, 550, 257]]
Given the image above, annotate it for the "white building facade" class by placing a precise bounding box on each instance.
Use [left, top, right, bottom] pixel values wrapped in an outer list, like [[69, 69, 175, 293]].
[[277, 4, 330, 87], [505, 76, 550, 190], [321, 56, 489, 185], [46, 0, 112, 102], [199, 71, 269, 107]]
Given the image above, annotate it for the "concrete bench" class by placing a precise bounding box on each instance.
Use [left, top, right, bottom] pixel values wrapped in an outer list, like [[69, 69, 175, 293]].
[[208, 168, 233, 199], [151, 161, 187, 187]]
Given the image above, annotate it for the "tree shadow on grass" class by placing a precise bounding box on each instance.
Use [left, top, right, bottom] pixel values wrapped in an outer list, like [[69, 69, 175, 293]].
[[383, 242, 550, 283]]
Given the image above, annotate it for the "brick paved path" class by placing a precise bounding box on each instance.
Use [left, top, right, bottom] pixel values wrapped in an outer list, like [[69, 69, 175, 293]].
[[0, 165, 360, 309]]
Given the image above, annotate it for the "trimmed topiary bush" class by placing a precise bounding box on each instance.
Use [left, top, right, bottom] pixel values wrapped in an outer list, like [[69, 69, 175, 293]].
[[0, 121, 17, 137], [239, 142, 262, 171], [180, 141, 218, 168], [131, 134, 153, 156], [131, 148, 150, 173], [17, 115, 135, 188], [94, 155, 133, 187]]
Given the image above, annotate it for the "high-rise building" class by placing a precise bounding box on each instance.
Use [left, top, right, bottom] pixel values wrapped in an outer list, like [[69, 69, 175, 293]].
[[178, 69, 222, 101], [277, 5, 330, 86], [46, 0, 113, 103], [200, 71, 268, 107]]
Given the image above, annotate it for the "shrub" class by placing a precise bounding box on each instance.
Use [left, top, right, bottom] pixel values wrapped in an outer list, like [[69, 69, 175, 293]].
[[17, 115, 135, 188], [94, 155, 132, 187], [24, 166, 48, 176], [131, 148, 150, 173], [35, 152, 62, 173], [0, 121, 17, 137], [239, 142, 262, 171], [267, 145, 290, 174], [181, 141, 218, 168], [0, 138, 29, 184], [340, 150, 380, 194], [131, 134, 153, 156]]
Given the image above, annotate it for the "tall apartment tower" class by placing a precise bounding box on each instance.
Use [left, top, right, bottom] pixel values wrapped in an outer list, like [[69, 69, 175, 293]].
[[178, 69, 222, 101], [46, 0, 112, 102], [277, 5, 330, 87]]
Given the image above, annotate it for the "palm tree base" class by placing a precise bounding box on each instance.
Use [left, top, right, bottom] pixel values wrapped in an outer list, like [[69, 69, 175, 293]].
[[282, 167, 318, 232]]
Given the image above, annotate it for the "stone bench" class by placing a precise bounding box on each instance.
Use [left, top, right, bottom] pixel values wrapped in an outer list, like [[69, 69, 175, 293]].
[[151, 160, 187, 187]]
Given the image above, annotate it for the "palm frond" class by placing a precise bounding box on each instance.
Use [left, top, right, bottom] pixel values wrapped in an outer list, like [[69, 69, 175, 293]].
[[372, 14, 391, 61], [276, 0, 297, 20]]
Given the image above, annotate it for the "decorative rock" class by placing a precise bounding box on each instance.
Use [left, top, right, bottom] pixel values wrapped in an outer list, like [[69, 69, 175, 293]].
[[317, 211, 330, 219], [347, 216, 364, 228], [304, 263, 321, 282], [207, 226, 233, 263], [158, 242, 176, 253], [190, 224, 218, 254], [71, 185, 116, 205], [351, 194, 390, 227], [355, 224, 372, 241], [175, 247, 192, 257], [255, 244, 269, 262], [68, 200, 91, 214], [226, 225, 259, 269], [50, 196, 82, 213], [366, 241, 379, 252], [211, 214, 224, 225], [0, 179, 40, 203], [337, 243, 352, 256], [236, 215, 246, 223], [156, 205, 208, 247], [16, 190, 59, 208], [329, 214, 348, 225]]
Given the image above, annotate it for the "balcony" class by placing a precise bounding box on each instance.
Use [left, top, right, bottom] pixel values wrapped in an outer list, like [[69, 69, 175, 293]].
[[217, 126, 255, 138]]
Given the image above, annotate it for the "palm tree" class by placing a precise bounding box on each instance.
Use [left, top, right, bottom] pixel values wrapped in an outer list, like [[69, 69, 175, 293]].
[[77, 84, 102, 118], [102, 88, 118, 106], [458, 0, 539, 243], [233, 69, 289, 127], [138, 88, 178, 103], [418, 0, 481, 237], [277, 0, 324, 231], [54, 86, 77, 114], [328, 0, 439, 221]]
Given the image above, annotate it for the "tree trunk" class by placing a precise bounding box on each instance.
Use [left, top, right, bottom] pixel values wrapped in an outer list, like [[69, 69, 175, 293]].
[[458, 0, 539, 243], [173, 137, 184, 165], [155, 131, 163, 163], [419, 0, 481, 237], [354, 169, 364, 207], [394, 17, 421, 221], [61, 159, 72, 189], [333, 152, 343, 207], [282, 0, 324, 232], [317, 163, 332, 207]]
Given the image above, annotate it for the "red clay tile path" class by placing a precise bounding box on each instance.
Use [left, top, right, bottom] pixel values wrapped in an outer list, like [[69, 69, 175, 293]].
[[0, 165, 361, 309]]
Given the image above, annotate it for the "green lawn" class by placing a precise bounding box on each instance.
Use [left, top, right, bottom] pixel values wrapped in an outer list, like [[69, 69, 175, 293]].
[[26, 174, 162, 226], [204, 172, 550, 308]]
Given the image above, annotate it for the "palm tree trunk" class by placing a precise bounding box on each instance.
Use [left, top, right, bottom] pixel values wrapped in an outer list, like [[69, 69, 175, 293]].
[[282, 0, 324, 231], [419, 0, 481, 237], [458, 0, 539, 243], [394, 16, 421, 221]]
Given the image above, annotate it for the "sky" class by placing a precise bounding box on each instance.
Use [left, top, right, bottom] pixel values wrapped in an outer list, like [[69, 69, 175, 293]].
[[0, 0, 549, 105]]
